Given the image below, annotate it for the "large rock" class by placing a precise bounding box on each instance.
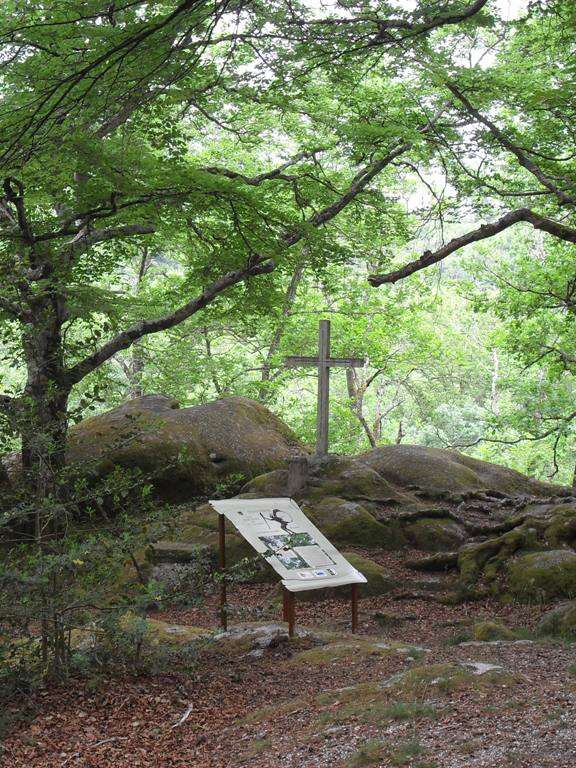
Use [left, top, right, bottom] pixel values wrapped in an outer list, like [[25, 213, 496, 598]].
[[359, 444, 564, 499], [403, 516, 467, 552], [304, 496, 406, 549], [537, 600, 576, 639], [3, 395, 306, 501], [456, 507, 576, 592], [242, 454, 422, 509], [507, 550, 576, 601]]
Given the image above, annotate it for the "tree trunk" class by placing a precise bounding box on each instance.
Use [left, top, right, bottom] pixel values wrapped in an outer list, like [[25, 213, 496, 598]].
[[18, 298, 71, 673], [20, 298, 70, 507], [346, 368, 377, 448]]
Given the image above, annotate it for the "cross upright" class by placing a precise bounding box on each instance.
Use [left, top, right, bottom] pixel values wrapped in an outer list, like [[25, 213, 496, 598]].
[[285, 319, 366, 456]]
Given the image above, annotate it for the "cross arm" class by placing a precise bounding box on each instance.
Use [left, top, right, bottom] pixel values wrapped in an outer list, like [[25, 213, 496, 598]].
[[284, 355, 366, 368]]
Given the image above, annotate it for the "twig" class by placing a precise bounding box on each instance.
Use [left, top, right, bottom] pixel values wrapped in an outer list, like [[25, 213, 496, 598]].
[[171, 703, 194, 729], [60, 736, 128, 766]]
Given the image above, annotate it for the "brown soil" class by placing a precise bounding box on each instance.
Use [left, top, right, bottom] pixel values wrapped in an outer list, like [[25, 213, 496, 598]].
[[3, 548, 575, 768]]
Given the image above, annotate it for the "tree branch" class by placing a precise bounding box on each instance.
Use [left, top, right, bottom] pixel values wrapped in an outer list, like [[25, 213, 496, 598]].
[[446, 83, 576, 207], [65, 259, 276, 384], [66, 223, 156, 258], [201, 148, 324, 186], [377, 0, 489, 37], [66, 136, 419, 386], [369, 208, 576, 286]]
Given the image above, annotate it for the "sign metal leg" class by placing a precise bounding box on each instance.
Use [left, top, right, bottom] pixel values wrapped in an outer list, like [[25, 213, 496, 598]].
[[218, 513, 227, 631], [284, 588, 296, 638], [351, 583, 359, 633]]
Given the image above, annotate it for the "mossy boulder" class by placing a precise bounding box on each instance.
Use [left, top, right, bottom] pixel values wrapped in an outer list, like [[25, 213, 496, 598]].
[[239, 469, 289, 497], [537, 601, 576, 639], [507, 550, 576, 601], [543, 506, 576, 547], [457, 525, 541, 586], [345, 552, 398, 597], [3, 394, 306, 501], [359, 444, 565, 499], [241, 454, 421, 509], [472, 620, 516, 641], [304, 455, 420, 506], [403, 516, 466, 552], [304, 496, 406, 549]]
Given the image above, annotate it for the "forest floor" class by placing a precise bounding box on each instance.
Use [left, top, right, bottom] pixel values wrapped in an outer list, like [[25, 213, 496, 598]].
[[3, 549, 576, 768]]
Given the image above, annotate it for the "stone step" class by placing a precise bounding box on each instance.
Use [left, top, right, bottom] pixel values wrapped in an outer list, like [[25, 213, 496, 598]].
[[404, 551, 459, 572]]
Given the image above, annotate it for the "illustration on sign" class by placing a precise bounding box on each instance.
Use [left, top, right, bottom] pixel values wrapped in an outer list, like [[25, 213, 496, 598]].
[[209, 497, 367, 592]]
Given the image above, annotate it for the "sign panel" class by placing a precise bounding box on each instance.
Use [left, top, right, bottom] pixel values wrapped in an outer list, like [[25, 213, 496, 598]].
[[209, 497, 367, 593]]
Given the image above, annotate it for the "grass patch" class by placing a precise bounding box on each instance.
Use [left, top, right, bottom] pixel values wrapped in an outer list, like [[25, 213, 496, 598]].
[[345, 739, 386, 767], [385, 701, 437, 721], [288, 640, 407, 666], [443, 631, 472, 646], [314, 683, 437, 728], [244, 736, 272, 757], [390, 739, 425, 765]]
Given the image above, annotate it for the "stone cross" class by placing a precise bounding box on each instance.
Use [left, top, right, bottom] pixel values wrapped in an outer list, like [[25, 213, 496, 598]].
[[285, 319, 365, 455]]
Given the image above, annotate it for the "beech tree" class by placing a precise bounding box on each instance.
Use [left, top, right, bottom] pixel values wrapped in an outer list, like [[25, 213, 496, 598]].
[[4, 0, 571, 504], [0, 0, 459, 503]]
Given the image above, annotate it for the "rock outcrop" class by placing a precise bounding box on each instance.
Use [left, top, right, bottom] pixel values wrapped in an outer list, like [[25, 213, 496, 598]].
[[358, 444, 561, 499], [537, 600, 576, 638], [3, 394, 307, 501], [7, 392, 573, 607]]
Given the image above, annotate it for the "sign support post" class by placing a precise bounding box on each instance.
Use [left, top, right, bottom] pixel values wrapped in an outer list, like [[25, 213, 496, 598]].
[[351, 583, 359, 633], [218, 513, 227, 631]]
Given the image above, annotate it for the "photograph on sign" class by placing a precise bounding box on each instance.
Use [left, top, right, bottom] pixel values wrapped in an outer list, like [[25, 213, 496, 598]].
[[209, 497, 366, 592]]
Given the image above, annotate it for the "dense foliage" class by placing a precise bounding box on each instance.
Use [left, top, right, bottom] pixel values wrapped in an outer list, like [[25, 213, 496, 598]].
[[1, 0, 576, 680]]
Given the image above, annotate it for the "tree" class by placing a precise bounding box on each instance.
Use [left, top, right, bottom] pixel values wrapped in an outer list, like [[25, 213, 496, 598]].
[[0, 0, 457, 509]]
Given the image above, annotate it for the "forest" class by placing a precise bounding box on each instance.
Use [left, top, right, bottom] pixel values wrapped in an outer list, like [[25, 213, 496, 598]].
[[1, 2, 576, 767]]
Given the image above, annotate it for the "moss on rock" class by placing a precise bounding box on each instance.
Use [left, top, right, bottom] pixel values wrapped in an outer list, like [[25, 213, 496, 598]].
[[305, 496, 406, 549], [404, 516, 466, 552], [543, 506, 576, 547], [359, 444, 565, 498], [345, 552, 398, 597], [457, 525, 541, 587], [300, 454, 421, 507], [537, 600, 576, 639], [239, 469, 289, 497], [472, 620, 516, 641], [507, 550, 576, 602], [4, 394, 308, 501]]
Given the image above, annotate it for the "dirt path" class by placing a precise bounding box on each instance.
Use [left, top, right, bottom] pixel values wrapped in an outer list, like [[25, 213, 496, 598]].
[[3, 549, 576, 768]]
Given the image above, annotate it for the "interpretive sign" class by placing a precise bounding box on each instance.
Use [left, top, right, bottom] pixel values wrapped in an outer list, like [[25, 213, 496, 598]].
[[209, 497, 367, 593]]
